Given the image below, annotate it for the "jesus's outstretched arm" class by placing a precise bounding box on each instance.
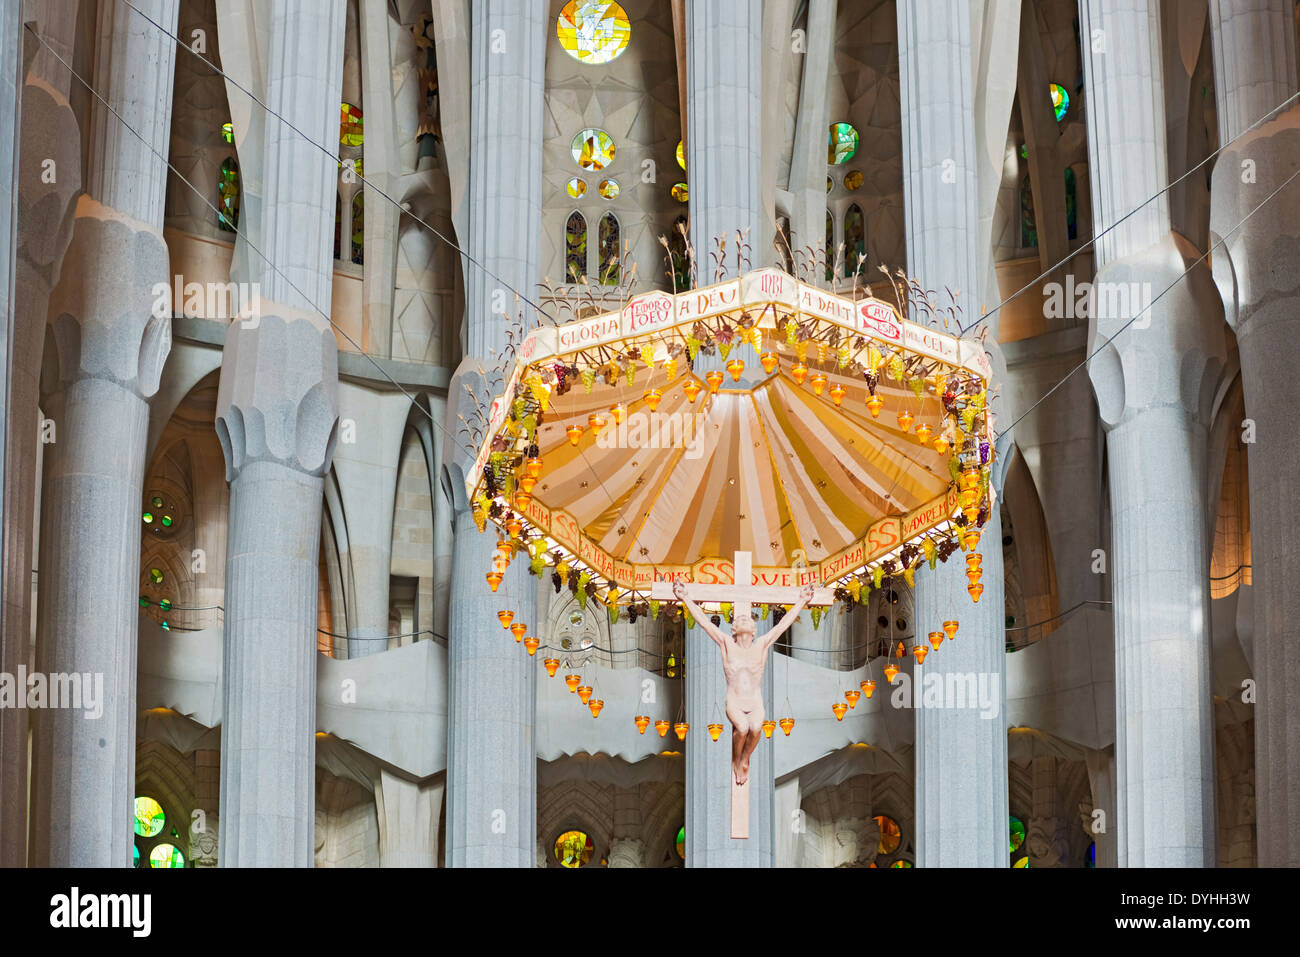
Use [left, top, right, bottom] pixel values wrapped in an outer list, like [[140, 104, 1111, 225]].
[[673, 580, 729, 650], [761, 584, 816, 650]]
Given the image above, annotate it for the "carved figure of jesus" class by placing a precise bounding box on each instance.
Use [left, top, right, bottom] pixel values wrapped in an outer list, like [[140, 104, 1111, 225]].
[[674, 579, 814, 786]]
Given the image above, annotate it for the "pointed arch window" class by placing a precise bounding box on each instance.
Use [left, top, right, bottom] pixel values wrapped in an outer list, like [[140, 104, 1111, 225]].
[[1020, 175, 1036, 248], [350, 191, 364, 265], [566, 211, 587, 282], [598, 212, 620, 285], [334, 193, 343, 261], [825, 209, 834, 281], [844, 203, 865, 278], [667, 214, 689, 292], [218, 158, 240, 232]]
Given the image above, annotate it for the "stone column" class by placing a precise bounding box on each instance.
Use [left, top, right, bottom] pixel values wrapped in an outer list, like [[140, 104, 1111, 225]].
[[1080, 0, 1224, 867], [685, 618, 774, 867], [375, 768, 442, 867], [28, 0, 178, 868], [786, 0, 836, 265], [443, 1, 545, 868], [1207, 0, 1300, 867], [899, 0, 1009, 868], [215, 0, 344, 868], [607, 785, 645, 868], [190, 748, 220, 867], [680, 0, 774, 867]]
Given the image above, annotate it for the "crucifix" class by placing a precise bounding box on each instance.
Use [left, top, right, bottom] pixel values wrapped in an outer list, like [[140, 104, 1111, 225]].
[[651, 551, 834, 839]]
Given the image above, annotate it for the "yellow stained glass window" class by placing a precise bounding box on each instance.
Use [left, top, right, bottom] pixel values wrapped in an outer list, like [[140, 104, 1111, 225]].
[[340, 102, 363, 148], [566, 177, 587, 198], [554, 829, 594, 867], [874, 814, 901, 855], [598, 178, 619, 199], [134, 796, 165, 838], [844, 170, 863, 191], [556, 1, 631, 65], [572, 128, 615, 171], [671, 182, 688, 203], [676, 139, 685, 170], [149, 843, 185, 868]]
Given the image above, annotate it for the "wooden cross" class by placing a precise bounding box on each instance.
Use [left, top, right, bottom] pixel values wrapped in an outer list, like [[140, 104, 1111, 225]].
[[651, 551, 834, 839]]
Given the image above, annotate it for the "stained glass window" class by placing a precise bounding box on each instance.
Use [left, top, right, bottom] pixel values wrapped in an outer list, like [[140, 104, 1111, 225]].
[[825, 209, 834, 281], [340, 102, 364, 148], [874, 814, 901, 855], [133, 844, 140, 867], [675, 825, 685, 860], [566, 177, 587, 199], [1087, 841, 1096, 868], [572, 128, 615, 171], [598, 212, 620, 285], [221, 121, 233, 144], [1065, 166, 1077, 239], [1020, 175, 1036, 248], [890, 859, 913, 868], [1050, 83, 1069, 122], [217, 158, 240, 232], [350, 191, 364, 265], [554, 829, 594, 867], [671, 182, 688, 203], [1009, 815, 1026, 853], [149, 568, 164, 585], [566, 211, 587, 282], [828, 122, 859, 165], [844, 203, 865, 277], [556, 1, 631, 65], [676, 139, 685, 171], [1013, 855, 1030, 868], [149, 843, 186, 868], [844, 170, 863, 191], [598, 178, 620, 199], [134, 796, 165, 838]]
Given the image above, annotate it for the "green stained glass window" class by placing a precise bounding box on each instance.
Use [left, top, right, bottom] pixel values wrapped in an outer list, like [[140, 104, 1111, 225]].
[[134, 796, 165, 838], [149, 843, 185, 868], [151, 496, 163, 508], [1050, 83, 1069, 122], [556, 1, 631, 65], [159, 598, 172, 612], [828, 122, 859, 165], [142, 512, 153, 524], [221, 122, 233, 144], [340, 103, 363, 148], [139, 596, 150, 608], [351, 191, 364, 265], [161, 515, 173, 528], [572, 128, 615, 171], [566, 211, 587, 282], [1010, 815, 1026, 853], [598, 212, 620, 285], [149, 568, 163, 585], [160, 622, 170, 631], [554, 829, 593, 867], [218, 158, 240, 232], [676, 825, 685, 860], [133, 844, 140, 867]]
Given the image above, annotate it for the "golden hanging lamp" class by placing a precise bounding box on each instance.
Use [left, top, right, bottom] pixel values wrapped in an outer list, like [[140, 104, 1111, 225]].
[[866, 393, 884, 418], [644, 387, 663, 411], [832, 702, 848, 721], [589, 699, 604, 718], [523, 636, 540, 656], [860, 679, 876, 699], [682, 379, 702, 403], [635, 715, 650, 734], [791, 362, 809, 385], [543, 657, 560, 677], [844, 689, 862, 709], [707, 723, 724, 741], [760, 350, 779, 374], [761, 719, 777, 738], [779, 717, 795, 736], [497, 610, 514, 629], [655, 719, 671, 737], [726, 358, 745, 382], [705, 370, 724, 394]]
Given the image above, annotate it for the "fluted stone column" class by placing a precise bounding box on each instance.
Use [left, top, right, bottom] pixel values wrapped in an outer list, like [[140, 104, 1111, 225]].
[[1208, 0, 1300, 867], [215, 0, 344, 868], [443, 0, 545, 868], [680, 0, 775, 867], [607, 786, 645, 867], [1080, 0, 1224, 867], [899, 0, 1009, 868], [2, 25, 84, 870], [685, 618, 774, 867], [27, 0, 178, 868]]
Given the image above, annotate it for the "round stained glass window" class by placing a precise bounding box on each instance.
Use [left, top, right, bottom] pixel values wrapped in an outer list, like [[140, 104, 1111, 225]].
[[572, 129, 616, 171], [1009, 814, 1026, 853], [1013, 855, 1030, 868], [828, 122, 859, 164], [671, 182, 688, 203], [1050, 83, 1069, 122], [134, 796, 165, 838], [566, 177, 587, 198], [151, 496, 163, 508], [340, 103, 363, 148], [874, 814, 901, 855], [676, 140, 685, 171], [141, 512, 153, 524], [554, 829, 594, 868], [891, 859, 913, 868], [556, 1, 631, 65], [676, 825, 685, 860], [598, 178, 620, 199], [159, 598, 172, 612], [149, 843, 185, 868], [844, 170, 863, 191]]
